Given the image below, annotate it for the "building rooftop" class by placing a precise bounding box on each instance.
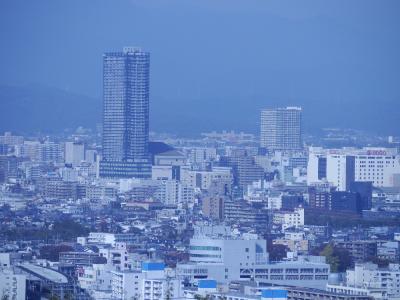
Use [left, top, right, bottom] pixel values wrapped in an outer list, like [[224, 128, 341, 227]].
[[19, 263, 68, 283]]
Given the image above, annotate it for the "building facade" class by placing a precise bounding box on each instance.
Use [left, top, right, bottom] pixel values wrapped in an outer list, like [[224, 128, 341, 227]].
[[307, 147, 400, 190], [100, 47, 151, 179], [327, 263, 400, 299], [65, 141, 85, 166], [260, 107, 302, 151]]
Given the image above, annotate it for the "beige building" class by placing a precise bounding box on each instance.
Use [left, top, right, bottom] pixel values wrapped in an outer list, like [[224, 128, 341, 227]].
[[202, 195, 226, 221]]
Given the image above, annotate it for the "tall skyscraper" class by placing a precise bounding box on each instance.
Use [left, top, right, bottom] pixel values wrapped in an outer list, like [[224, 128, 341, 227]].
[[99, 47, 151, 178], [260, 107, 302, 151]]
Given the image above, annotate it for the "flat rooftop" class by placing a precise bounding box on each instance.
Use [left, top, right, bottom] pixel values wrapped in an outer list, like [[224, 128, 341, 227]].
[[19, 263, 68, 283]]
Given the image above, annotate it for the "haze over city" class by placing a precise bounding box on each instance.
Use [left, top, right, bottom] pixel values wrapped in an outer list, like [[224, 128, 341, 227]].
[[0, 0, 399, 135], [1, 1, 400, 300]]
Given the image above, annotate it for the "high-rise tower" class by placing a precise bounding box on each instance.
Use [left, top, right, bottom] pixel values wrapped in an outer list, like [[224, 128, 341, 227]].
[[99, 47, 151, 178], [260, 107, 302, 151]]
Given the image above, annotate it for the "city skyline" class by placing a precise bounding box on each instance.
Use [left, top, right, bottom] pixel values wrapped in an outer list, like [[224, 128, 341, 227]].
[[0, 0, 399, 135], [1, 2, 400, 300]]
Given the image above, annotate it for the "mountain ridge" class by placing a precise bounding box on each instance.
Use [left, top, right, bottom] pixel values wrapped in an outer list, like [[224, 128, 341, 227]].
[[0, 84, 399, 136]]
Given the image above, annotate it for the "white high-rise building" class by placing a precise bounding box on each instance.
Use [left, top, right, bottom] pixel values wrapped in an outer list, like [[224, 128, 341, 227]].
[[16, 141, 63, 162], [155, 180, 194, 206], [0, 269, 26, 300], [65, 141, 85, 166], [307, 147, 400, 190], [260, 107, 302, 151]]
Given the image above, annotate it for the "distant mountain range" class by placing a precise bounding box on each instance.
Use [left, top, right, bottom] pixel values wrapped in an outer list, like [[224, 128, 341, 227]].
[[0, 84, 399, 136], [0, 85, 101, 134]]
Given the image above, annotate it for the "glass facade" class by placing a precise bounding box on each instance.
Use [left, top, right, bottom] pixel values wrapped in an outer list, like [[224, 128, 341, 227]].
[[100, 47, 151, 178]]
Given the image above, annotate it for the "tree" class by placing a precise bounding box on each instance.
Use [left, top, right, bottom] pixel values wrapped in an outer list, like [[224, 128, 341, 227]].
[[267, 242, 289, 261], [39, 244, 74, 262], [320, 243, 352, 272], [52, 219, 89, 240]]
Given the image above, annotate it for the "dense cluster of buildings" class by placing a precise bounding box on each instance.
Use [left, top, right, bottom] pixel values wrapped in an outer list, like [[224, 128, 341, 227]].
[[1, 47, 400, 299]]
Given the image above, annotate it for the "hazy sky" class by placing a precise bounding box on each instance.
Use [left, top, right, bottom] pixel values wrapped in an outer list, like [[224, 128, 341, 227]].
[[1, 0, 399, 135]]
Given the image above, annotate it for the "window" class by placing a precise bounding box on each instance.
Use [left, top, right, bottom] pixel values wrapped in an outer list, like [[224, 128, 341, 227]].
[[189, 246, 221, 251], [286, 268, 299, 274], [270, 275, 284, 280], [300, 268, 314, 273], [270, 268, 283, 274]]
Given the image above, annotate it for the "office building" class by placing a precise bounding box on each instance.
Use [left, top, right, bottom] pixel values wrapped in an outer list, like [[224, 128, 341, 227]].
[[0, 132, 24, 146], [260, 107, 302, 151], [331, 191, 360, 213], [80, 232, 140, 247], [0, 155, 20, 182], [327, 263, 400, 299], [16, 141, 63, 162], [154, 179, 194, 206], [153, 149, 187, 166], [77, 263, 113, 295], [0, 269, 26, 300], [255, 256, 330, 290], [188, 147, 217, 164], [0, 144, 9, 155], [202, 194, 226, 221], [220, 150, 264, 189], [111, 262, 183, 300], [308, 183, 334, 210], [180, 166, 232, 191], [308, 147, 400, 190], [65, 141, 85, 166], [43, 179, 83, 200], [224, 200, 268, 226], [273, 207, 305, 230], [177, 226, 269, 283], [334, 240, 377, 262], [99, 47, 151, 178], [349, 181, 373, 210]]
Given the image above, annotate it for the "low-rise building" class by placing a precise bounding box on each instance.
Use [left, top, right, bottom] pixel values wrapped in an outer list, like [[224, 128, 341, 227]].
[[327, 263, 400, 299], [335, 240, 377, 262], [273, 208, 304, 230]]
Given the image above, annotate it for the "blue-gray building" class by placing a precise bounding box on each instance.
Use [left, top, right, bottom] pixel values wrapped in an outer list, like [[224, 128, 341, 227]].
[[260, 107, 302, 151], [99, 47, 151, 178]]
